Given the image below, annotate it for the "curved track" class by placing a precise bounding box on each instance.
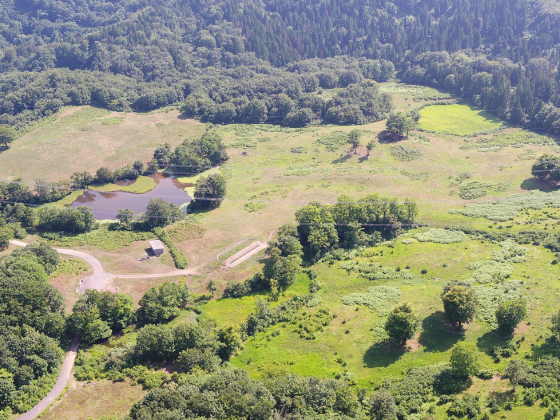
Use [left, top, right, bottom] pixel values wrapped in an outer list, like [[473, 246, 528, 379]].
[[10, 240, 196, 419]]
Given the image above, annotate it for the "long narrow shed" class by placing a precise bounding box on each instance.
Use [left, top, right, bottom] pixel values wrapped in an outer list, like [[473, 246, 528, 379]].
[[150, 240, 164, 256]]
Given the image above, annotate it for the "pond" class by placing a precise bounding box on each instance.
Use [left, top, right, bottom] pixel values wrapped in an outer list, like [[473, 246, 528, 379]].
[[70, 172, 192, 219]]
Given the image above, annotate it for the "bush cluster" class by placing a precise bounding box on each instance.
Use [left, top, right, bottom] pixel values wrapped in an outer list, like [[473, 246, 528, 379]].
[[389, 145, 422, 161], [413, 228, 465, 244], [341, 286, 401, 316]]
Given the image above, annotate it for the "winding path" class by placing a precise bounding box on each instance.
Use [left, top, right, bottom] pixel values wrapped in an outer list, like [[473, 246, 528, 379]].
[[10, 240, 197, 419]]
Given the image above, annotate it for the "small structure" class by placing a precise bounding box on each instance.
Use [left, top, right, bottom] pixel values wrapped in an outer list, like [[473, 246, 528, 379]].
[[150, 240, 165, 257]]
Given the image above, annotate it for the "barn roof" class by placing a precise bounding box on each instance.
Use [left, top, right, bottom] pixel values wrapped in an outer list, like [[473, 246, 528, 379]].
[[149, 240, 164, 251]]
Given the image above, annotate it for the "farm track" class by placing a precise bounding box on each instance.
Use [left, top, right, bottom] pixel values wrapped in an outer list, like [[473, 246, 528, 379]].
[[10, 239, 198, 420]]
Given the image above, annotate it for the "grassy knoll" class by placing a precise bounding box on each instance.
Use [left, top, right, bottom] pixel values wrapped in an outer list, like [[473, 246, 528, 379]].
[[40, 379, 146, 420], [89, 176, 156, 194], [0, 106, 205, 182], [419, 104, 505, 135]]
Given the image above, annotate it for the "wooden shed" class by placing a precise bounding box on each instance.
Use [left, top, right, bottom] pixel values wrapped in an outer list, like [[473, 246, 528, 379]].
[[150, 240, 164, 256]]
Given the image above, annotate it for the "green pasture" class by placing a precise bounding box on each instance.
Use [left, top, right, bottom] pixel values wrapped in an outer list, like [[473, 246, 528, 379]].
[[89, 176, 156, 194], [418, 104, 505, 136]]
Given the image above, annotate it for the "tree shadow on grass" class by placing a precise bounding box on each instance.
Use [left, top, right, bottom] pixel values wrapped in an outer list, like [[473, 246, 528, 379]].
[[520, 177, 558, 191], [331, 153, 353, 164], [418, 311, 463, 352], [476, 330, 508, 359], [377, 130, 405, 144], [531, 336, 560, 360], [0, 145, 8, 154], [363, 342, 406, 368]]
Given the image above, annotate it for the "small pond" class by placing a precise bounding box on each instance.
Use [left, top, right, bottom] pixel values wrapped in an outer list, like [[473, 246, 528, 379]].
[[70, 172, 192, 219]]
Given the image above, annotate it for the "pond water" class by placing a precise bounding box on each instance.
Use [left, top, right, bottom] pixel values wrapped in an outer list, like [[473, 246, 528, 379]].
[[70, 172, 192, 219]]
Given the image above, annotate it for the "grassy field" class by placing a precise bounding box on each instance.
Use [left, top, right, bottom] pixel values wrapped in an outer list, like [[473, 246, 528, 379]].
[[418, 104, 506, 135], [0, 106, 205, 182], [41, 379, 146, 420], [6, 91, 560, 419], [89, 176, 156, 194]]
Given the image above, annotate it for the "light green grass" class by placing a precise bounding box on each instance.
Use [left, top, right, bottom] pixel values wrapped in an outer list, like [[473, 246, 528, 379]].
[[419, 104, 505, 136], [176, 167, 221, 196], [89, 176, 156, 194], [51, 190, 84, 206]]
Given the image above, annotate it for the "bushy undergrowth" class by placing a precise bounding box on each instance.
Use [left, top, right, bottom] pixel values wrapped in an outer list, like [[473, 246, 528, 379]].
[[390, 145, 422, 161], [315, 131, 349, 151], [41, 224, 153, 250], [471, 260, 513, 283], [492, 240, 528, 263], [450, 190, 560, 221], [339, 261, 417, 281], [50, 258, 89, 277], [458, 180, 512, 200], [290, 308, 334, 340], [154, 227, 188, 269], [413, 228, 465, 244], [165, 221, 206, 243], [244, 202, 266, 212], [460, 131, 554, 152], [474, 281, 523, 326], [341, 286, 401, 316]]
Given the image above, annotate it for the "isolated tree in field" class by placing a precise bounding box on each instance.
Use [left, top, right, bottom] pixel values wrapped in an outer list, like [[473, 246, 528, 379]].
[[347, 129, 362, 153], [450, 343, 480, 379], [505, 360, 527, 392], [496, 298, 528, 335], [369, 390, 397, 420], [206, 279, 217, 296], [116, 208, 134, 228], [384, 302, 418, 346], [366, 140, 375, 157], [531, 154, 560, 182], [442, 284, 477, 328], [386, 112, 416, 137], [191, 174, 227, 209], [0, 125, 17, 148]]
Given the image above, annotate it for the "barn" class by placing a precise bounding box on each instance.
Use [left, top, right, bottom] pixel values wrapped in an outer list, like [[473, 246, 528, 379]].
[[149, 240, 165, 257]]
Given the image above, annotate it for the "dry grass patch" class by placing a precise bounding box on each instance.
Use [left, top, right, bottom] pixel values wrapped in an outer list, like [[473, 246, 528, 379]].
[[41, 379, 145, 420]]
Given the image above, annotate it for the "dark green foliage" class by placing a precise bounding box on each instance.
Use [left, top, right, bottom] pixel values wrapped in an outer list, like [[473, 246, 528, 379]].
[[450, 343, 480, 379], [496, 298, 528, 335], [190, 174, 227, 209], [67, 290, 135, 343], [153, 228, 188, 269], [384, 303, 418, 346], [95, 167, 115, 184], [442, 283, 478, 328], [141, 198, 185, 229], [368, 390, 397, 420], [177, 348, 221, 373], [447, 394, 481, 419], [35, 206, 96, 233], [172, 132, 228, 174], [137, 281, 192, 325], [532, 154, 560, 182], [386, 112, 416, 137]]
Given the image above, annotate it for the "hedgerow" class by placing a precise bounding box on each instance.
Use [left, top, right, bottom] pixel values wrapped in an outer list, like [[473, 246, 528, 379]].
[[474, 281, 523, 326], [154, 227, 188, 269], [42, 224, 153, 250], [390, 145, 422, 161], [413, 229, 465, 244], [449, 190, 560, 221], [341, 286, 401, 316]]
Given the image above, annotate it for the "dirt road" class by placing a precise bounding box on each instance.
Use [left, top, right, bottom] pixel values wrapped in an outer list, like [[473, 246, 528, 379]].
[[10, 240, 197, 419]]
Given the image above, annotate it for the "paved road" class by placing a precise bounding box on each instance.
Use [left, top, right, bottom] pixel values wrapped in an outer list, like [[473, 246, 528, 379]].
[[16, 334, 80, 420], [10, 240, 197, 419]]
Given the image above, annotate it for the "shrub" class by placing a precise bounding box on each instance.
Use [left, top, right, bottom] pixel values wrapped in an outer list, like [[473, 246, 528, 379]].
[[341, 286, 401, 316], [450, 343, 480, 379], [474, 281, 523, 327], [385, 302, 418, 346], [448, 394, 481, 419], [290, 146, 305, 153], [413, 229, 465, 244], [390, 145, 422, 161], [496, 299, 528, 335]]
